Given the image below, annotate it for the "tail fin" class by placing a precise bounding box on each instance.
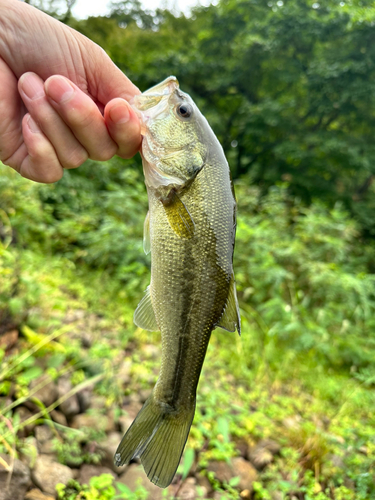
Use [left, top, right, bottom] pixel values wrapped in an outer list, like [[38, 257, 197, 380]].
[[114, 393, 195, 488]]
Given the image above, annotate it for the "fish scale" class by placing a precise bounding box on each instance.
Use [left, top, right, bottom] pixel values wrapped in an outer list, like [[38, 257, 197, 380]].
[[115, 76, 240, 488]]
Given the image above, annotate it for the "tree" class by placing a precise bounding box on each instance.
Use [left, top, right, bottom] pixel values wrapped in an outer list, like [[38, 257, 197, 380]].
[[70, 0, 375, 235]]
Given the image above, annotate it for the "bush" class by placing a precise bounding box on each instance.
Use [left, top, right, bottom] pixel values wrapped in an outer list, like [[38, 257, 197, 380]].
[[235, 182, 375, 371]]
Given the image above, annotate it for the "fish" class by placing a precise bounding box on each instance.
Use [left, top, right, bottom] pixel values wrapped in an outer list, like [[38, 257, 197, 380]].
[[114, 76, 241, 488]]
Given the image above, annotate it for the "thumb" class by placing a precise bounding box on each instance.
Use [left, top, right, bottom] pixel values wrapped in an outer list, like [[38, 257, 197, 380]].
[[81, 39, 141, 104]]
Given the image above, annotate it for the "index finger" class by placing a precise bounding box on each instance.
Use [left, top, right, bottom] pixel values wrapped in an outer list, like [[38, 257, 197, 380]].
[[0, 56, 25, 167]]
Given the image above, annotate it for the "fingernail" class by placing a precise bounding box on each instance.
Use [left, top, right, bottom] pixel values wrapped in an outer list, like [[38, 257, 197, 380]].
[[109, 103, 130, 124], [45, 75, 74, 104], [20, 73, 45, 100], [27, 115, 40, 133]]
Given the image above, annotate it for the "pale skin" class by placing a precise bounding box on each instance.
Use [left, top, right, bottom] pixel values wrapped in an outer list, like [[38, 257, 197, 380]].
[[0, 0, 142, 183]]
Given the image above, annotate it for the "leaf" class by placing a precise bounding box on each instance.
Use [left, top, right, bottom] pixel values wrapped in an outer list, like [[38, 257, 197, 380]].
[[115, 482, 132, 494], [182, 447, 195, 480], [217, 417, 230, 444], [229, 476, 240, 487], [19, 366, 43, 384]]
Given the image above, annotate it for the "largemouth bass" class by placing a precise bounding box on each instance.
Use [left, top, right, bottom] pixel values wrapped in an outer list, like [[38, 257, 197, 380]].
[[114, 76, 241, 488]]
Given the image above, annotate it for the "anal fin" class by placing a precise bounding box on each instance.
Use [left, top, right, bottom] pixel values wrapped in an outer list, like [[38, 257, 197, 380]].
[[216, 274, 241, 335], [134, 286, 159, 331]]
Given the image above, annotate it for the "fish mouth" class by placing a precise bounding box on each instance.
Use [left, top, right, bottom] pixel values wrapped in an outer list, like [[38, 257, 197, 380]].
[[143, 76, 179, 97], [132, 76, 180, 130], [132, 76, 179, 113]]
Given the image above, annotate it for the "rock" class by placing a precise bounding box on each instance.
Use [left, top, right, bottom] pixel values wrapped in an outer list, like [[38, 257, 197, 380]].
[[77, 387, 92, 413], [81, 331, 93, 348], [0, 453, 31, 500], [248, 439, 280, 469], [35, 425, 55, 455], [117, 361, 132, 386], [24, 489, 55, 500], [97, 432, 123, 473], [206, 460, 233, 484], [0, 330, 18, 351], [57, 379, 80, 418], [235, 439, 249, 459], [71, 411, 114, 433], [283, 415, 301, 430], [30, 375, 58, 408], [207, 458, 257, 493], [240, 489, 252, 499], [90, 395, 107, 410], [330, 454, 344, 469], [174, 477, 197, 499], [213, 493, 225, 500], [271, 493, 284, 500], [121, 401, 142, 421], [139, 389, 152, 403], [231, 457, 257, 492], [32, 454, 73, 495], [196, 473, 212, 496], [142, 344, 160, 359], [63, 309, 86, 324], [118, 414, 134, 433], [118, 464, 163, 500], [50, 410, 67, 427], [79, 464, 116, 485], [15, 406, 36, 437], [20, 437, 38, 469], [253, 447, 275, 469]]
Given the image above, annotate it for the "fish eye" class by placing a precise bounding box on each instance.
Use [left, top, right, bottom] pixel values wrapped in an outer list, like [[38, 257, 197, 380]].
[[176, 103, 193, 119]]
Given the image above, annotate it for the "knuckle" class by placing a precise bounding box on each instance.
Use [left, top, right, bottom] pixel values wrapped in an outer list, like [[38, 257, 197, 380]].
[[90, 143, 117, 162], [119, 148, 137, 160], [41, 170, 63, 184], [69, 106, 95, 129], [63, 149, 88, 169], [28, 105, 55, 132], [31, 141, 53, 162], [29, 164, 63, 184]]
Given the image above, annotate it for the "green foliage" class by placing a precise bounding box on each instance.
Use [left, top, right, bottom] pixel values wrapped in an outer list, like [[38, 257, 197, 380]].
[[52, 427, 104, 467], [2, 1, 375, 498], [69, 0, 375, 236], [2, 157, 375, 497], [234, 182, 375, 372], [56, 474, 150, 500]]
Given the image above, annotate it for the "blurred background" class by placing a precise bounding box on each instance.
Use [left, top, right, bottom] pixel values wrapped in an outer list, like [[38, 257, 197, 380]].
[[1, 1, 375, 499]]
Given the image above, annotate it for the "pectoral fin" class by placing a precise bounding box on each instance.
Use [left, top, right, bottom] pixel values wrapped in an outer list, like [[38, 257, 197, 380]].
[[143, 211, 151, 255], [134, 286, 159, 331], [217, 274, 241, 335], [163, 192, 195, 239]]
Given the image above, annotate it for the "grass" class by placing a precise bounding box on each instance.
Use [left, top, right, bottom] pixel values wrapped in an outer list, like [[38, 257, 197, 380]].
[[1, 163, 375, 498], [1, 248, 375, 499]]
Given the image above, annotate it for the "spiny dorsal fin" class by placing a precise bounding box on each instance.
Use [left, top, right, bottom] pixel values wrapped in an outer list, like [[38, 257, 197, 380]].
[[216, 274, 241, 335], [133, 286, 159, 331], [143, 211, 151, 255], [163, 192, 195, 239]]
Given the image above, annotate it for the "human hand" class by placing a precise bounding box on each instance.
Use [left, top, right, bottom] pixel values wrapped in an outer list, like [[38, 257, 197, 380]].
[[0, 0, 141, 183]]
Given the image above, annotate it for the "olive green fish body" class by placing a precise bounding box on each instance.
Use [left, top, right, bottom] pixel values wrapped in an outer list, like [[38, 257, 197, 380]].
[[150, 151, 235, 410], [115, 77, 240, 488]]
